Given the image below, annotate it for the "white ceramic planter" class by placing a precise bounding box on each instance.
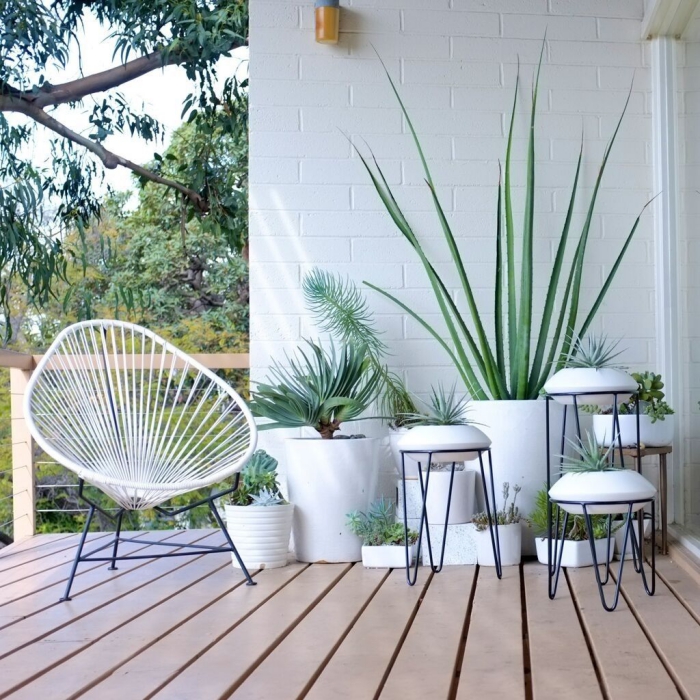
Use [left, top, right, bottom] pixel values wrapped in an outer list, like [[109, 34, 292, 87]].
[[544, 367, 638, 406], [614, 517, 653, 560], [224, 503, 294, 570], [549, 469, 656, 515], [475, 523, 521, 567], [425, 469, 476, 525], [398, 424, 491, 464], [535, 536, 614, 568], [468, 400, 567, 556], [389, 428, 419, 479], [285, 437, 378, 563], [593, 414, 674, 448], [361, 543, 415, 568]]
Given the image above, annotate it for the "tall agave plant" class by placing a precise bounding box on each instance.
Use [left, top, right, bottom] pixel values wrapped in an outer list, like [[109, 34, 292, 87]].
[[357, 44, 653, 401]]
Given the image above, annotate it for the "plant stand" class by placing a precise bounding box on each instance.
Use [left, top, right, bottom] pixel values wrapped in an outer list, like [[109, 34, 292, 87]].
[[544, 391, 656, 612], [399, 448, 502, 585]]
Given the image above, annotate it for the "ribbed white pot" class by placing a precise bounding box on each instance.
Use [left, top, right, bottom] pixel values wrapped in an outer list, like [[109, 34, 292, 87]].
[[398, 424, 491, 464], [468, 400, 566, 556], [535, 536, 613, 568], [593, 414, 674, 448], [361, 544, 415, 568], [285, 437, 378, 563], [549, 470, 656, 515], [389, 428, 419, 479], [425, 469, 476, 525], [544, 367, 638, 406], [475, 524, 522, 567], [614, 517, 652, 560], [224, 503, 294, 570]]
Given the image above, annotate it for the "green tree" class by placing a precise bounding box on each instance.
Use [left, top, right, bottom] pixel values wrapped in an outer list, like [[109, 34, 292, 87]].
[[0, 0, 248, 336]]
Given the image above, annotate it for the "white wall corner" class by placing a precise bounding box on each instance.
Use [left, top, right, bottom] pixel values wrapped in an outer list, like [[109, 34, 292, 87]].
[[642, 0, 700, 38]]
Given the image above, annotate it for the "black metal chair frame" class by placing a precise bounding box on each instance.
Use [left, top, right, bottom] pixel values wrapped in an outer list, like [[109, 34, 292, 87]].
[[60, 475, 256, 601], [399, 447, 503, 585]]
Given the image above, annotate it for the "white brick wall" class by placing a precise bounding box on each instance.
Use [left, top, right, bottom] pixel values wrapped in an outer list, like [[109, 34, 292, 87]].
[[249, 0, 655, 470]]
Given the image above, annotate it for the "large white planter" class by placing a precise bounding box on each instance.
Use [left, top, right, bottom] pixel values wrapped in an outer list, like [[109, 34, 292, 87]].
[[224, 503, 294, 570], [535, 536, 613, 568], [475, 523, 521, 567], [361, 544, 415, 568], [549, 469, 656, 515], [285, 437, 378, 563], [425, 469, 476, 525], [389, 428, 419, 479], [468, 400, 566, 556], [398, 424, 491, 464], [544, 367, 637, 406], [593, 414, 674, 448]]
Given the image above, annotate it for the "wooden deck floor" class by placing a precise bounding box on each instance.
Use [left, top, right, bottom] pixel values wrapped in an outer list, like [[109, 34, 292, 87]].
[[1, 530, 700, 700]]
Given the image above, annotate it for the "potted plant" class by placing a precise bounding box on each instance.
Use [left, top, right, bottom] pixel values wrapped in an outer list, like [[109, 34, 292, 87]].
[[224, 450, 294, 570], [472, 482, 523, 567], [346, 497, 418, 568], [549, 432, 656, 515], [250, 339, 382, 563], [399, 384, 489, 525], [543, 334, 638, 406], [589, 371, 675, 447], [381, 373, 420, 478], [530, 487, 614, 568]]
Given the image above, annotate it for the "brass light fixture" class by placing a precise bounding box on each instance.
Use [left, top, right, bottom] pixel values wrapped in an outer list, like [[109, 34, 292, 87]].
[[315, 0, 340, 44]]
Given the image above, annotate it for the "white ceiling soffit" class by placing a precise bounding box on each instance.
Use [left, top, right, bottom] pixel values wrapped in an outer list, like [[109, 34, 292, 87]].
[[641, 0, 700, 39]]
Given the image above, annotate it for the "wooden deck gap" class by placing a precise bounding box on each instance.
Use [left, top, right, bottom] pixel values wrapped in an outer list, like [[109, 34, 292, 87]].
[[447, 564, 479, 700], [371, 571, 435, 700], [297, 565, 392, 700], [519, 564, 533, 700], [564, 568, 611, 700]]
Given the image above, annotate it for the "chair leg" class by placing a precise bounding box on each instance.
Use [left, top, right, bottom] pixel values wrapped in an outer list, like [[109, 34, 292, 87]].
[[208, 499, 257, 586], [108, 510, 125, 571], [61, 504, 95, 602]]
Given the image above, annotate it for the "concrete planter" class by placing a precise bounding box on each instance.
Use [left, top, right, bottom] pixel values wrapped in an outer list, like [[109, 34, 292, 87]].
[[425, 469, 476, 525]]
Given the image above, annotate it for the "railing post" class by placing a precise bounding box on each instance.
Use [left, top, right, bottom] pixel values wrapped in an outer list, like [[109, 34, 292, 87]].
[[10, 368, 35, 541]]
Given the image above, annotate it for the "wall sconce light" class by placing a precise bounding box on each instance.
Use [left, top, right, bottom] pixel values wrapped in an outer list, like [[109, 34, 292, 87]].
[[315, 0, 340, 44]]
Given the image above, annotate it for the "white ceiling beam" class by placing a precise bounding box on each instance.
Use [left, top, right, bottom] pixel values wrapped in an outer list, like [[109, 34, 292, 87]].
[[642, 0, 700, 38]]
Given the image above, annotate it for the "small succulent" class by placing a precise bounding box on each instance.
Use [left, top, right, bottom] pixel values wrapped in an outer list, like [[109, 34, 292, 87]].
[[401, 383, 470, 427], [633, 371, 665, 403], [250, 488, 285, 507], [230, 450, 287, 506], [566, 334, 626, 370], [346, 497, 418, 546], [560, 432, 621, 473], [530, 486, 612, 541], [472, 482, 523, 532]]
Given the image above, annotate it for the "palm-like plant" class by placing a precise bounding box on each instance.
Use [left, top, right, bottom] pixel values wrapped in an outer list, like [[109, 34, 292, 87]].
[[249, 339, 382, 439], [356, 44, 653, 401]]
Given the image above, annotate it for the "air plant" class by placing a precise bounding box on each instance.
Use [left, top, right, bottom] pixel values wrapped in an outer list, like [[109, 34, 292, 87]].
[[401, 383, 471, 427], [560, 432, 622, 473], [565, 334, 626, 369]]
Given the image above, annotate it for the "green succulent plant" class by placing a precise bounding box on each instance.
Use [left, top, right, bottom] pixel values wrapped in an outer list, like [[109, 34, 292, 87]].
[[472, 482, 523, 532], [346, 497, 418, 546], [633, 371, 665, 403], [560, 432, 621, 473], [250, 488, 285, 507], [530, 486, 611, 541], [401, 383, 470, 427], [565, 334, 626, 369], [229, 450, 286, 507]]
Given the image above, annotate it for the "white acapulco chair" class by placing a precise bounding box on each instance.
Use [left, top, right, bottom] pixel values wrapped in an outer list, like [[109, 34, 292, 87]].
[[24, 320, 258, 600]]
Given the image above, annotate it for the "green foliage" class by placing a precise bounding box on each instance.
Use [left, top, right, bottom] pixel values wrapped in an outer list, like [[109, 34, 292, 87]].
[[250, 340, 382, 439], [560, 432, 621, 473], [472, 482, 523, 531], [530, 486, 610, 541], [346, 497, 418, 546], [566, 334, 625, 369], [402, 384, 470, 427], [358, 47, 651, 400], [229, 450, 285, 506]]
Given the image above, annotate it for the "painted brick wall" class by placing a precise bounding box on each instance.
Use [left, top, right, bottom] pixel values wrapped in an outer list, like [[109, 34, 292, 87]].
[[248, 0, 655, 469]]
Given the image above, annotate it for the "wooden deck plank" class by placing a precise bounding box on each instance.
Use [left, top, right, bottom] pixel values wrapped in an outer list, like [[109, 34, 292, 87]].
[[621, 564, 700, 698], [457, 566, 525, 700], [656, 556, 700, 623], [305, 568, 431, 700], [567, 566, 679, 699], [523, 563, 603, 700], [380, 566, 476, 700], [0, 533, 75, 562], [234, 564, 388, 700], [0, 533, 104, 574], [151, 563, 351, 700], [9, 563, 260, 700]]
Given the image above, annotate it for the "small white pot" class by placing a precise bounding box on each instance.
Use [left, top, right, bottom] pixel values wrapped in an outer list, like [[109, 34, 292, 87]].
[[593, 414, 674, 448], [549, 469, 656, 515], [224, 503, 294, 570], [475, 523, 522, 567], [535, 536, 613, 568], [614, 517, 653, 560], [398, 424, 491, 464], [425, 469, 476, 525], [544, 367, 638, 406], [361, 543, 415, 568], [389, 428, 419, 479], [286, 437, 378, 563]]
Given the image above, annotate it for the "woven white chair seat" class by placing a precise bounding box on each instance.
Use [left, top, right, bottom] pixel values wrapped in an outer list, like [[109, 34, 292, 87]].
[[24, 320, 257, 511]]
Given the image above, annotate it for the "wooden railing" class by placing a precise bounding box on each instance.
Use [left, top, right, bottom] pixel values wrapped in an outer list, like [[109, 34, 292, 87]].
[[0, 349, 249, 542]]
